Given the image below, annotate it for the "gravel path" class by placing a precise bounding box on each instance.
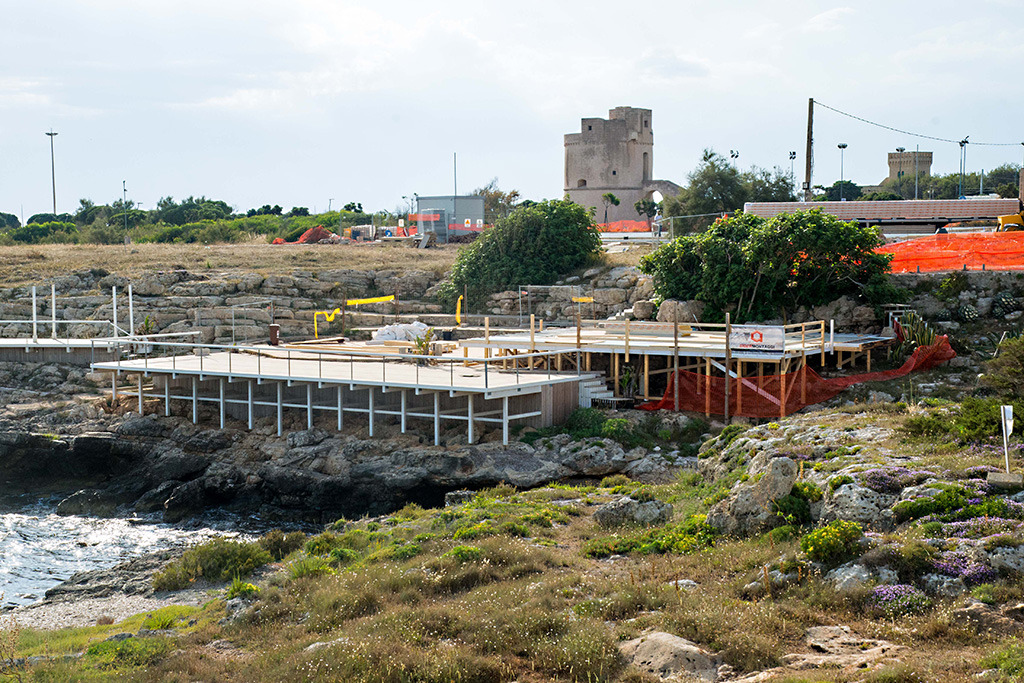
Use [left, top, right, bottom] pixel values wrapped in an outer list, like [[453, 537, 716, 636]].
[[10, 588, 210, 630]]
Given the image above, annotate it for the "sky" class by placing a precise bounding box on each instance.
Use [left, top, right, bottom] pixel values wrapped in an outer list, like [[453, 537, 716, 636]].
[[2, 0, 1023, 220]]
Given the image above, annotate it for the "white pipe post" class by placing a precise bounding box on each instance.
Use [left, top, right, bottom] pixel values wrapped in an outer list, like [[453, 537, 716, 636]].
[[400, 390, 407, 433], [51, 284, 57, 338], [306, 384, 313, 430], [112, 372, 117, 405], [192, 376, 198, 423], [434, 392, 440, 446], [128, 284, 135, 337], [219, 378, 225, 429], [31, 286, 38, 341], [164, 378, 170, 416], [467, 394, 475, 444], [138, 375, 143, 415], [112, 286, 118, 338], [368, 388, 375, 437], [502, 396, 509, 445], [247, 380, 254, 429], [276, 382, 283, 436]]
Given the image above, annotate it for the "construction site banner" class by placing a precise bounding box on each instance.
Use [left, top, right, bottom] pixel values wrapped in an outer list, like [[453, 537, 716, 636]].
[[346, 295, 396, 306], [728, 325, 785, 353]]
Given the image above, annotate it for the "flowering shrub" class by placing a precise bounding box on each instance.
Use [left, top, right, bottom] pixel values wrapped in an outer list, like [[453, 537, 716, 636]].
[[827, 475, 854, 493], [858, 467, 934, 494], [868, 584, 931, 617], [800, 520, 863, 565], [932, 550, 996, 585]]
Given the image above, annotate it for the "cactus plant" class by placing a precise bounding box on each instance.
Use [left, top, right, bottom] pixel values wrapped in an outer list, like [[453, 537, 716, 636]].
[[992, 292, 1018, 318], [956, 304, 979, 322]]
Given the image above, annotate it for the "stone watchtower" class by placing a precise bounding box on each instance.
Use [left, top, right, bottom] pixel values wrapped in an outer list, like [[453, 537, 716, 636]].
[[886, 150, 932, 182], [564, 107, 680, 224]]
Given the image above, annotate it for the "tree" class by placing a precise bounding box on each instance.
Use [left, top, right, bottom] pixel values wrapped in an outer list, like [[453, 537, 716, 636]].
[[860, 191, 904, 201], [634, 198, 659, 228], [986, 164, 1021, 190], [601, 193, 620, 223], [473, 179, 521, 223], [156, 196, 232, 225], [638, 209, 894, 322], [343, 202, 363, 213], [27, 212, 73, 225], [289, 207, 310, 217], [437, 199, 601, 309], [662, 149, 747, 231], [246, 204, 283, 217], [822, 180, 862, 201], [0, 212, 19, 230], [744, 166, 797, 202]]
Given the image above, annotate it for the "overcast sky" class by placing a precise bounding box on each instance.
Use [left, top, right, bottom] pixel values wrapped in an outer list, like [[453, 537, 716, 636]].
[[2, 0, 1022, 219]]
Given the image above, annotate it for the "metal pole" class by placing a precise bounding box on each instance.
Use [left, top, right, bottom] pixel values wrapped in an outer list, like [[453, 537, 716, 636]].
[[724, 312, 731, 423], [31, 286, 37, 341], [803, 98, 814, 201], [128, 283, 135, 336], [112, 286, 118, 338], [45, 130, 57, 215], [51, 284, 57, 338]]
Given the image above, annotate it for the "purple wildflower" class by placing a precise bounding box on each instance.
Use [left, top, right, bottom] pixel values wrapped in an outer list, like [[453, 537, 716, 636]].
[[932, 550, 996, 586], [868, 584, 931, 617]]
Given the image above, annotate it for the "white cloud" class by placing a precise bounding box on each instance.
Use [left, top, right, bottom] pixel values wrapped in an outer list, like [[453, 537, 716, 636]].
[[802, 7, 854, 32]]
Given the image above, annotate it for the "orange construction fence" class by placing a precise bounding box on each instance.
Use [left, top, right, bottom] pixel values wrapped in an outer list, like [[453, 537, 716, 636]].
[[642, 336, 955, 418], [878, 232, 1024, 273], [598, 220, 653, 232]]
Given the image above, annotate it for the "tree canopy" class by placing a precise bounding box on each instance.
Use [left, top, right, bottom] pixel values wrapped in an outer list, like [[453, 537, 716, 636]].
[[473, 179, 521, 223], [437, 199, 601, 309], [638, 210, 895, 322]]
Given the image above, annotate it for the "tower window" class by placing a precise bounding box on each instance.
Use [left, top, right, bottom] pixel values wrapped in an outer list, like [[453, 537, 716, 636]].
[[644, 120, 649, 127], [577, 179, 587, 188], [587, 125, 592, 131], [612, 170, 617, 176]]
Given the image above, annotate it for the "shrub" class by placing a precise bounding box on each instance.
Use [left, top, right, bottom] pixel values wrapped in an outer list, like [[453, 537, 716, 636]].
[[258, 529, 306, 560], [152, 538, 271, 590], [86, 637, 171, 669], [582, 516, 716, 558], [800, 520, 863, 565], [445, 545, 484, 563], [286, 555, 333, 579], [437, 199, 601, 309], [304, 531, 342, 556], [329, 547, 361, 566], [892, 487, 969, 523], [828, 475, 854, 493], [226, 576, 260, 600], [867, 584, 931, 617], [600, 474, 631, 488], [565, 408, 607, 439], [717, 424, 749, 448]]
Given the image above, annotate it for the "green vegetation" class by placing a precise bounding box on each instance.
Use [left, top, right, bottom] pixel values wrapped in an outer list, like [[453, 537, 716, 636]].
[[437, 198, 601, 309], [800, 520, 863, 565], [638, 209, 896, 322], [151, 537, 272, 590], [582, 515, 716, 558], [522, 407, 707, 457]]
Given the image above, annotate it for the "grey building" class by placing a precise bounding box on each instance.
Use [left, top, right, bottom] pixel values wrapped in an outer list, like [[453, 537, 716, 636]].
[[564, 106, 681, 223], [414, 195, 485, 242]]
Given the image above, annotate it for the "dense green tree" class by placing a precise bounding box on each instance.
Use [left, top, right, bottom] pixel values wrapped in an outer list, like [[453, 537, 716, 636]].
[[437, 199, 601, 309], [289, 207, 310, 217], [986, 164, 1021, 190], [821, 180, 862, 201], [156, 196, 232, 225], [0, 212, 19, 230], [246, 204, 283, 217], [745, 166, 797, 202], [634, 198, 659, 227], [473, 179, 521, 223], [601, 193, 620, 223], [27, 212, 74, 225], [860, 190, 904, 201], [995, 183, 1019, 199], [638, 209, 894, 322]]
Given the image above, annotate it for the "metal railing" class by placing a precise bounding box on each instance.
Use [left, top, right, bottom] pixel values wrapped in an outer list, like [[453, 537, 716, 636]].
[[99, 338, 584, 391]]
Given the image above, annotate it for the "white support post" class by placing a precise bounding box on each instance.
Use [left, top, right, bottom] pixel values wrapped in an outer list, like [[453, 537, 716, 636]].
[[192, 375, 198, 424], [31, 286, 38, 341], [337, 385, 343, 431], [219, 378, 225, 429], [306, 383, 313, 430], [434, 392, 440, 446], [400, 389, 407, 433], [164, 378, 170, 416], [467, 394, 475, 444], [112, 286, 118, 338], [368, 388, 375, 437], [276, 382, 283, 436], [502, 396, 509, 446], [247, 380, 254, 429], [112, 372, 117, 405], [128, 283, 135, 337], [138, 375, 144, 415], [51, 284, 57, 339]]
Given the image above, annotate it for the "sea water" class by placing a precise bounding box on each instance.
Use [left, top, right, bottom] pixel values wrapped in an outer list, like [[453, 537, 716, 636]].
[[0, 498, 246, 608]]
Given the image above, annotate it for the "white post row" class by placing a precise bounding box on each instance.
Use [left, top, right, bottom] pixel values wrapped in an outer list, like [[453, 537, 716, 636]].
[[112, 286, 118, 338], [128, 284, 135, 337], [51, 284, 57, 339], [31, 286, 38, 341]]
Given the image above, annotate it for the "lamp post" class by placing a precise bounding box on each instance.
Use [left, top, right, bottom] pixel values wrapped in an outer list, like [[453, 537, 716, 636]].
[[958, 137, 969, 198], [729, 150, 739, 165], [45, 130, 58, 215], [896, 147, 906, 198], [328, 198, 334, 213], [789, 151, 797, 196], [837, 143, 848, 200]]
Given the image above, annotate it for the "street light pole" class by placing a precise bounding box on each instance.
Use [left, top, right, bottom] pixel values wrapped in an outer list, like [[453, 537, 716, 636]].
[[789, 151, 797, 196], [958, 137, 969, 198], [896, 147, 906, 198], [837, 143, 848, 200], [730, 150, 739, 165], [45, 130, 58, 215], [123, 181, 129, 250]]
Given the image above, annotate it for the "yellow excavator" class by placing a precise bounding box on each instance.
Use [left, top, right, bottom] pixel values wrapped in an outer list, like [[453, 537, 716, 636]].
[[997, 201, 1024, 231]]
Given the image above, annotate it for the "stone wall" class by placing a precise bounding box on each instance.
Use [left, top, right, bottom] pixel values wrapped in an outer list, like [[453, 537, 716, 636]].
[[484, 266, 654, 320]]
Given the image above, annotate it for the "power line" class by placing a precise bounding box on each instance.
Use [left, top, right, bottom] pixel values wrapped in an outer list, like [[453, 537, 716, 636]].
[[814, 100, 1021, 147]]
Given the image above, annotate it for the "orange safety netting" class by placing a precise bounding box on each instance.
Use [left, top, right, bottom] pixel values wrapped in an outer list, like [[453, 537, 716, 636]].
[[878, 232, 1024, 273], [598, 220, 653, 232], [642, 336, 956, 418]]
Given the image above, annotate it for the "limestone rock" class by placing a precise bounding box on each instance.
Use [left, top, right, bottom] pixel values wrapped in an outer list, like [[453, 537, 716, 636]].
[[781, 625, 902, 672], [952, 600, 1021, 635], [825, 562, 871, 592], [594, 496, 673, 528], [618, 631, 718, 682], [445, 490, 474, 506], [632, 300, 656, 320], [819, 484, 896, 529], [706, 457, 797, 537], [657, 299, 705, 324]]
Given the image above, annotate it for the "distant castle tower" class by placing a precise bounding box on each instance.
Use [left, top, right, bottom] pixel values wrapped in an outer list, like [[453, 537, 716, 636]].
[[886, 150, 932, 182], [564, 107, 680, 223]]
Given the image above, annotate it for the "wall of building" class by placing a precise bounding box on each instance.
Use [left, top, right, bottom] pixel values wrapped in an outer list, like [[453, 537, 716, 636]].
[[886, 151, 932, 182]]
